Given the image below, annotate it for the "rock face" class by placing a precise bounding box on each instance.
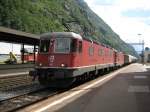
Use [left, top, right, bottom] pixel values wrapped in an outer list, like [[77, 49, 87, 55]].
[[0, 0, 137, 56]]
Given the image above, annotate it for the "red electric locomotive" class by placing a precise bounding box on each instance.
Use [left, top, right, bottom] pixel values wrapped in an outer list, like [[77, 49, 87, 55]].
[[30, 32, 124, 87]]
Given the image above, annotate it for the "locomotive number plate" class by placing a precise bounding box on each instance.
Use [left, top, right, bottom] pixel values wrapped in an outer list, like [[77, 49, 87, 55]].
[[49, 55, 55, 62]]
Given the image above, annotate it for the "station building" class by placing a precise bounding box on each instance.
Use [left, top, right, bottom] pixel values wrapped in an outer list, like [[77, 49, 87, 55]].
[[144, 50, 150, 63]]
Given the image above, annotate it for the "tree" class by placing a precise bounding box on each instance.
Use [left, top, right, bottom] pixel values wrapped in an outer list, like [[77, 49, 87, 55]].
[[145, 47, 150, 51]]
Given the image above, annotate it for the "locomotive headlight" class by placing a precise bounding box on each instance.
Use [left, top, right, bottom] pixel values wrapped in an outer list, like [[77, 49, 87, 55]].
[[39, 63, 42, 66], [35, 62, 42, 67], [61, 63, 65, 67]]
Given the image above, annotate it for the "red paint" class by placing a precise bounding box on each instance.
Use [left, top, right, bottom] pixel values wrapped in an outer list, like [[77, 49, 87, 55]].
[[37, 36, 123, 68], [24, 54, 37, 62]]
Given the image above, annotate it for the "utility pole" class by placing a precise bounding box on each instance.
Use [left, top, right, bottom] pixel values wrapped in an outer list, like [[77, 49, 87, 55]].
[[142, 40, 145, 64], [127, 34, 145, 64], [138, 34, 144, 64]]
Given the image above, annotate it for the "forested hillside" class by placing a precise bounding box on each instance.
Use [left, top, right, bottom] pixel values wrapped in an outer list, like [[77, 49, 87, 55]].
[[0, 0, 137, 56]]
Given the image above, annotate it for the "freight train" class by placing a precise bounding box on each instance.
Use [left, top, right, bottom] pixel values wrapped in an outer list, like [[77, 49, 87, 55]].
[[29, 32, 137, 87]]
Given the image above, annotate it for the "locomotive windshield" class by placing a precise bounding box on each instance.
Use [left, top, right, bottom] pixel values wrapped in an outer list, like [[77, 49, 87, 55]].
[[55, 38, 70, 53], [39, 40, 50, 53]]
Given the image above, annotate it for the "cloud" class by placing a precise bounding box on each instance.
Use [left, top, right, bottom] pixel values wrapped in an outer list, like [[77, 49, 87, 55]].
[[92, 0, 117, 5], [142, 17, 150, 25], [84, 0, 150, 48], [122, 9, 150, 17], [117, 0, 150, 10]]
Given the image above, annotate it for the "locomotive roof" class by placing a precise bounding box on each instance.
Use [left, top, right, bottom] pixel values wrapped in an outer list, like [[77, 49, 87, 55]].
[[40, 32, 82, 40]]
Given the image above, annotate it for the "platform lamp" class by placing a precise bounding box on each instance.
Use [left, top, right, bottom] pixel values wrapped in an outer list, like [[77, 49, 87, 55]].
[[138, 34, 144, 64]]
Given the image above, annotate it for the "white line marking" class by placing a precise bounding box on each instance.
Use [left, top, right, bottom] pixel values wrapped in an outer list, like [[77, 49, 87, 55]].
[[36, 63, 114, 69], [128, 86, 150, 93], [144, 65, 150, 68], [134, 75, 147, 79], [142, 68, 147, 72], [0, 72, 28, 77], [35, 65, 131, 112]]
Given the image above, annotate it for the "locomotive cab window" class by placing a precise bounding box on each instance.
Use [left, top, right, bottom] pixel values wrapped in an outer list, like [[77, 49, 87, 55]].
[[71, 39, 77, 52], [39, 40, 50, 53], [55, 38, 71, 53], [71, 40, 82, 53]]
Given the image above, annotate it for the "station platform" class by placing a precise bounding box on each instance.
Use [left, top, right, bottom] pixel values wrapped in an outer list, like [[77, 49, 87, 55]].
[[54, 64, 150, 112], [0, 63, 34, 70], [0, 64, 34, 77], [23, 64, 150, 112]]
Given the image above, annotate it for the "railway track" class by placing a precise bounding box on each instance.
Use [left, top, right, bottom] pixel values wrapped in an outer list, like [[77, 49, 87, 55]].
[[0, 83, 43, 101], [0, 73, 42, 102], [0, 73, 61, 112], [0, 74, 69, 112], [0, 74, 36, 91], [0, 76, 93, 112], [0, 87, 61, 112]]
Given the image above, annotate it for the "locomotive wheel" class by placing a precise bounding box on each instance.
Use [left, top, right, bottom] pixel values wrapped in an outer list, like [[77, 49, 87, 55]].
[[38, 75, 48, 86]]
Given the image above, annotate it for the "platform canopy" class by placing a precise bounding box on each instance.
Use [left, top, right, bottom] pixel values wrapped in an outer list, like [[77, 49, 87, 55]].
[[0, 26, 40, 45]]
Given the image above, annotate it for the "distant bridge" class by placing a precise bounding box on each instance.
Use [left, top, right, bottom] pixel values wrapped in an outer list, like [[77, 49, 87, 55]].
[[128, 43, 144, 45], [128, 41, 145, 63]]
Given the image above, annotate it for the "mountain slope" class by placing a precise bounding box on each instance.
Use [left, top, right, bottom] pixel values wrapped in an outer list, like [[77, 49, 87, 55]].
[[0, 0, 137, 56]]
